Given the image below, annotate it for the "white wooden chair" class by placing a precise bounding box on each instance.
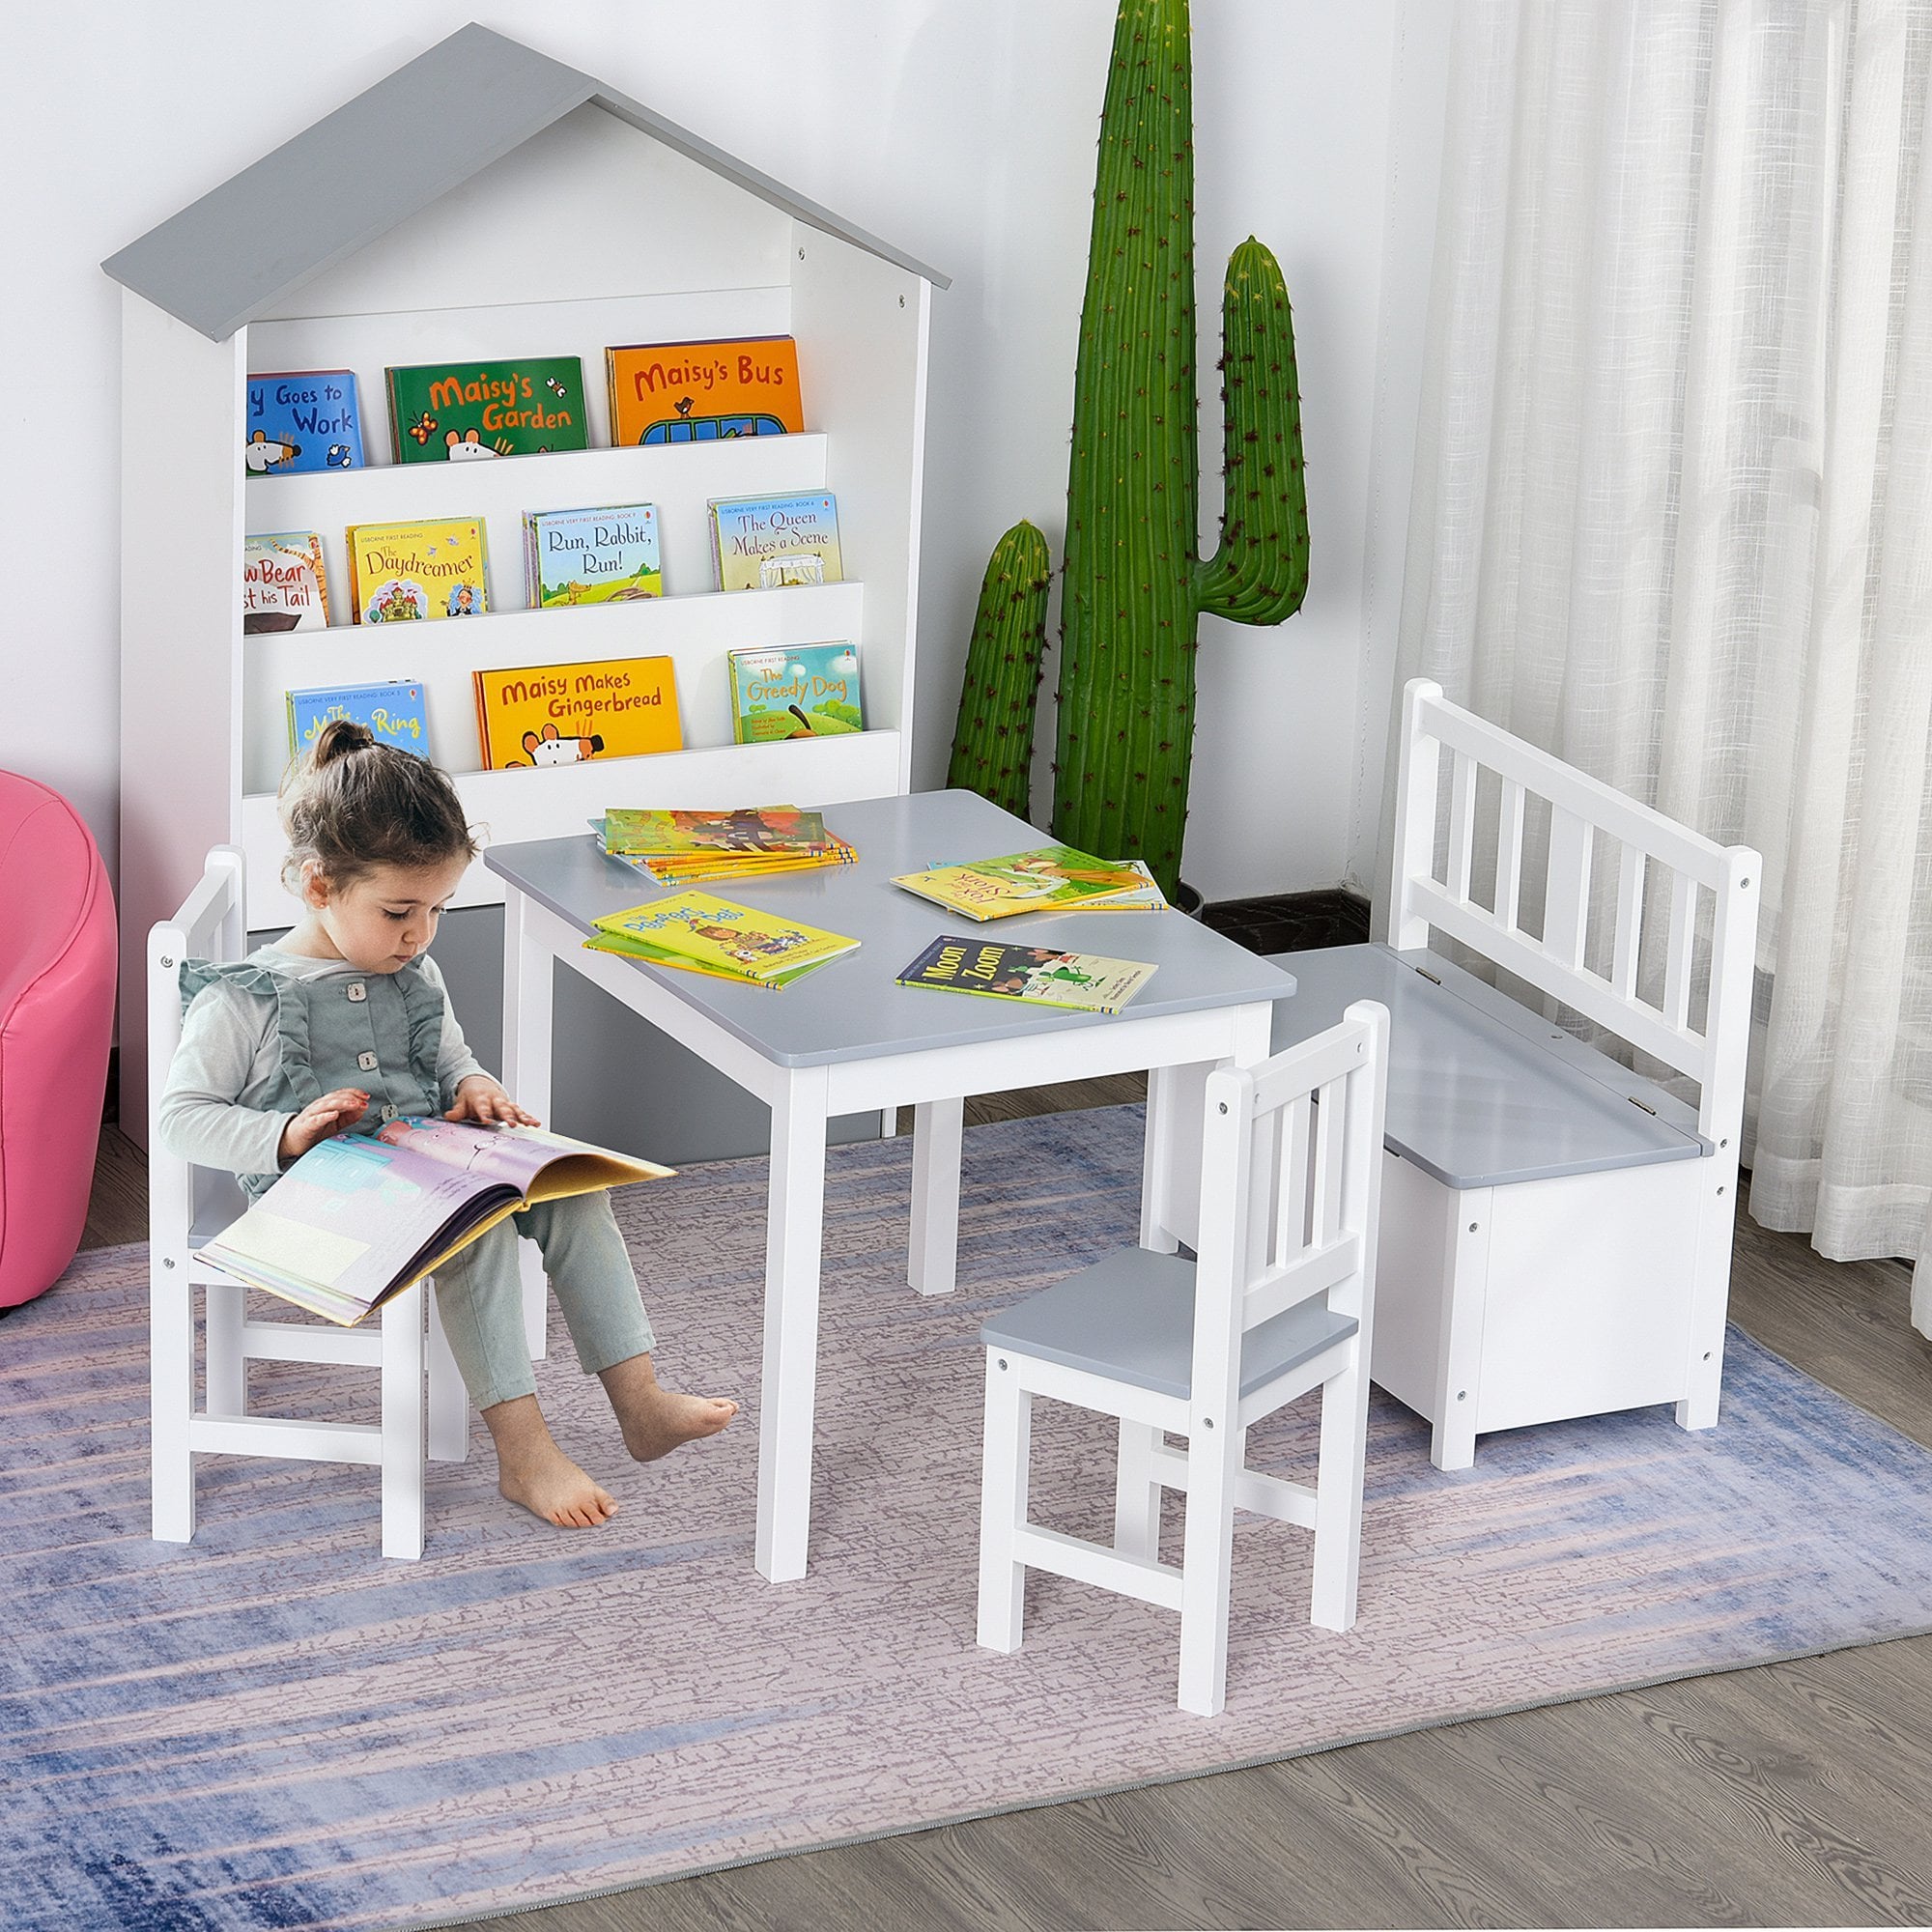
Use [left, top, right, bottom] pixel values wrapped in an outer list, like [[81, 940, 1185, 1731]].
[[977, 1002, 1389, 1717], [147, 846, 468, 1560]]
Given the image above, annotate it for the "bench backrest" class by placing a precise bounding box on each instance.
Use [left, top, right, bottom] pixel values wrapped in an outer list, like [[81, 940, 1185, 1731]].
[[1386, 679, 1760, 1146]]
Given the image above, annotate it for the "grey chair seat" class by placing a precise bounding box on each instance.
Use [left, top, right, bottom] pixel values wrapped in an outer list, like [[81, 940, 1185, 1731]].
[[981, 1248, 1358, 1404]]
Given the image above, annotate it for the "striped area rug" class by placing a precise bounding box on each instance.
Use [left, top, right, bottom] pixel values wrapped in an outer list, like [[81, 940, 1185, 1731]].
[[8, 1105, 1932, 1930]]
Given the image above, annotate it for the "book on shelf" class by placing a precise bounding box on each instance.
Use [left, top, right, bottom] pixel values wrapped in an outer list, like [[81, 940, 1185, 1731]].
[[710, 493, 843, 591], [201, 1118, 671, 1325], [243, 531, 329, 634], [346, 517, 488, 623], [384, 356, 589, 464], [525, 503, 663, 608], [592, 807, 856, 886], [473, 656, 681, 770], [606, 335, 804, 446], [244, 369, 364, 475], [287, 679, 427, 760], [891, 845, 1156, 921], [587, 891, 859, 987], [896, 936, 1158, 1015], [728, 642, 863, 743]]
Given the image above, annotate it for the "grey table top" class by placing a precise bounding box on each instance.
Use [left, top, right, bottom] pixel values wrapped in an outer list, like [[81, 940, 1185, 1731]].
[[484, 789, 1296, 1069], [1267, 944, 1708, 1189]]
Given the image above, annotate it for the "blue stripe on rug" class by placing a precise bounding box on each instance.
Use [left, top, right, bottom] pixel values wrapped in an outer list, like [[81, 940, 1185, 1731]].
[[5, 1103, 1931, 1930]]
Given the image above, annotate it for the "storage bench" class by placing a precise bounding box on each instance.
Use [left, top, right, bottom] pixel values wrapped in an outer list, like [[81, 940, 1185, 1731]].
[[1272, 682, 1761, 1469]]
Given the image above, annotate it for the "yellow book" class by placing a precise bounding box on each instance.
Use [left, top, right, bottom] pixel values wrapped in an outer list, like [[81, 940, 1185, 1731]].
[[474, 657, 682, 769], [591, 891, 859, 982], [346, 517, 488, 623], [890, 845, 1151, 922]]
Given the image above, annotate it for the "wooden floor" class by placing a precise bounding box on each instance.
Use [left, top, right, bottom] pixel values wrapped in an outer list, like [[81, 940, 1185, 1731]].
[[80, 1090, 1932, 1931]]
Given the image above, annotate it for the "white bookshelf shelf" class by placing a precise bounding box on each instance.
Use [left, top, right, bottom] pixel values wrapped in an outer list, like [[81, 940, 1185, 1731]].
[[247, 431, 837, 617], [243, 580, 868, 791]]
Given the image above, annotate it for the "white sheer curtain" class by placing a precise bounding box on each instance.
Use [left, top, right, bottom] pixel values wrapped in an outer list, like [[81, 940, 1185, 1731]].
[[1396, 0, 1932, 1330]]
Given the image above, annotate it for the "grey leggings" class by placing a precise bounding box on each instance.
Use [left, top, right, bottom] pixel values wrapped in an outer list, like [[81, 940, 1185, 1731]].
[[431, 1192, 656, 1409]]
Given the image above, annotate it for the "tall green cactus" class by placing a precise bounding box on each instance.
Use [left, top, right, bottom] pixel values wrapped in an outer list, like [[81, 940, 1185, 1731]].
[[1045, 0, 1309, 897], [947, 521, 1052, 819]]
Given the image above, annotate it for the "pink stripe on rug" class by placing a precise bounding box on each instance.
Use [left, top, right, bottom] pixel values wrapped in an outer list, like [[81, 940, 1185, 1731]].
[[6, 1105, 1932, 1930]]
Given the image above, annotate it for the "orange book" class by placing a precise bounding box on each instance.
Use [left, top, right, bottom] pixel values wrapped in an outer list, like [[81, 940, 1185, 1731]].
[[606, 336, 804, 446], [472, 657, 682, 770]]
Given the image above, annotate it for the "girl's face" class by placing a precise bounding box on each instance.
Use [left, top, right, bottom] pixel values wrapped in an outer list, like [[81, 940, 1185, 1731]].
[[300, 856, 469, 972]]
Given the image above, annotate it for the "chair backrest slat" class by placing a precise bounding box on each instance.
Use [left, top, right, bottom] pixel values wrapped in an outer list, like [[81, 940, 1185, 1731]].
[[1192, 1003, 1390, 1411]]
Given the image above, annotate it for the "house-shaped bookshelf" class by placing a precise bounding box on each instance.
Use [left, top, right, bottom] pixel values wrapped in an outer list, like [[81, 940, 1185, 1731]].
[[106, 21, 946, 1127]]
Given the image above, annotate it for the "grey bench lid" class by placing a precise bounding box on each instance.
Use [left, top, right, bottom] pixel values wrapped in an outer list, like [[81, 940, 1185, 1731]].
[[1266, 944, 1707, 1190], [981, 1248, 1356, 1403]]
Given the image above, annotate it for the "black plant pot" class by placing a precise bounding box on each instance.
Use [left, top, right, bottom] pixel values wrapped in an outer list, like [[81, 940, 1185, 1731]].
[[1172, 880, 1206, 920]]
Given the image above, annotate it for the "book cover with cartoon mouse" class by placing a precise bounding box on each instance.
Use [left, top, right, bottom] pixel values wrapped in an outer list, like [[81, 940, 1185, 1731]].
[[472, 656, 681, 770], [244, 370, 364, 476], [385, 357, 588, 464]]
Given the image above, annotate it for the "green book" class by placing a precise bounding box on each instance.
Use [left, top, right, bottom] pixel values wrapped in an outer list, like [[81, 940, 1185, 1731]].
[[385, 356, 588, 464], [583, 928, 830, 989]]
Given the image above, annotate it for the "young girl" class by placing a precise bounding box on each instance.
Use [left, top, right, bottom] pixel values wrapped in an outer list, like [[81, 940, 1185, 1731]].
[[157, 721, 735, 1529]]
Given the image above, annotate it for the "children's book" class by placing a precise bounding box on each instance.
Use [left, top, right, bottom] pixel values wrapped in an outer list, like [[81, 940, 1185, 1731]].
[[244, 370, 363, 475], [243, 531, 330, 634], [606, 335, 804, 445], [727, 642, 864, 743], [601, 806, 832, 857], [472, 657, 681, 769], [891, 845, 1151, 921], [709, 494, 842, 591], [201, 1119, 672, 1325], [385, 357, 588, 464], [287, 680, 428, 760], [590, 892, 859, 983], [896, 937, 1158, 1016], [583, 928, 829, 990], [525, 503, 663, 608], [346, 517, 488, 623]]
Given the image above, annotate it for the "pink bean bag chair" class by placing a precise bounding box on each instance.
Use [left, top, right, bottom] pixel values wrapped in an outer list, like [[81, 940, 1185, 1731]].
[[0, 773, 116, 1307]]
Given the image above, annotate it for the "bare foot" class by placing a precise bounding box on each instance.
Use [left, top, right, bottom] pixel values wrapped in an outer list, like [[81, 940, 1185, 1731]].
[[600, 1353, 738, 1463], [481, 1394, 618, 1528]]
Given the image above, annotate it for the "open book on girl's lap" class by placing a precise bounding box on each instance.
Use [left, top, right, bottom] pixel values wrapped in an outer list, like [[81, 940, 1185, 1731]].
[[201, 1119, 672, 1326]]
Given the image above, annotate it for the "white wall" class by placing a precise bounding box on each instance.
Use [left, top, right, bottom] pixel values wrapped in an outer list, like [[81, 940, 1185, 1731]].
[[0, 0, 1439, 907]]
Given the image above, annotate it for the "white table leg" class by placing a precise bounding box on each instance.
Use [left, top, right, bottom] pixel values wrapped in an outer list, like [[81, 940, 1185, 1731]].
[[757, 1064, 830, 1582], [1143, 1004, 1275, 1253], [500, 886, 554, 1360], [908, 1096, 964, 1295]]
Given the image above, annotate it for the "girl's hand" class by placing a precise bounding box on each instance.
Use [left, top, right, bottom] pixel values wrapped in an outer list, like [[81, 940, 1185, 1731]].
[[445, 1074, 541, 1128], [278, 1088, 369, 1164]]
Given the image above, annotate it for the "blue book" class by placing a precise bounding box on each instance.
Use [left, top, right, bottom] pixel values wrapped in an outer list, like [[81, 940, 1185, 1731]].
[[286, 679, 428, 760], [523, 503, 664, 608], [727, 641, 864, 743], [244, 370, 365, 476]]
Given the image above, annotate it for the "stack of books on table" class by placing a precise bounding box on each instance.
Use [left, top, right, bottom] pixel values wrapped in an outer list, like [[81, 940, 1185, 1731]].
[[584, 891, 859, 990], [594, 806, 858, 886], [890, 844, 1168, 921]]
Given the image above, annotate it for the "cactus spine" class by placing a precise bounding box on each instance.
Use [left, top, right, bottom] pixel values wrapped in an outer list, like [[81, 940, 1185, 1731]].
[[1047, 0, 1309, 897], [947, 521, 1053, 820]]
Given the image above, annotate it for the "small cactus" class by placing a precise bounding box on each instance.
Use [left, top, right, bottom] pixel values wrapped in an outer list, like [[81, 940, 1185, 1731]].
[[946, 521, 1052, 820]]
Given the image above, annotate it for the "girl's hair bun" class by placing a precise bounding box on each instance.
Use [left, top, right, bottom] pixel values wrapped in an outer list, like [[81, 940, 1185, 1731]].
[[309, 719, 378, 766]]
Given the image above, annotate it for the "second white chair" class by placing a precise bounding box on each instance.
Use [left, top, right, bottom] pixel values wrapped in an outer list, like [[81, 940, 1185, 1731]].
[[976, 1001, 1390, 1716]]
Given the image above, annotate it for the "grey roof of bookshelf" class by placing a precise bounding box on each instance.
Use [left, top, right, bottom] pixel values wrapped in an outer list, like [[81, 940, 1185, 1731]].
[[99, 21, 951, 342]]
